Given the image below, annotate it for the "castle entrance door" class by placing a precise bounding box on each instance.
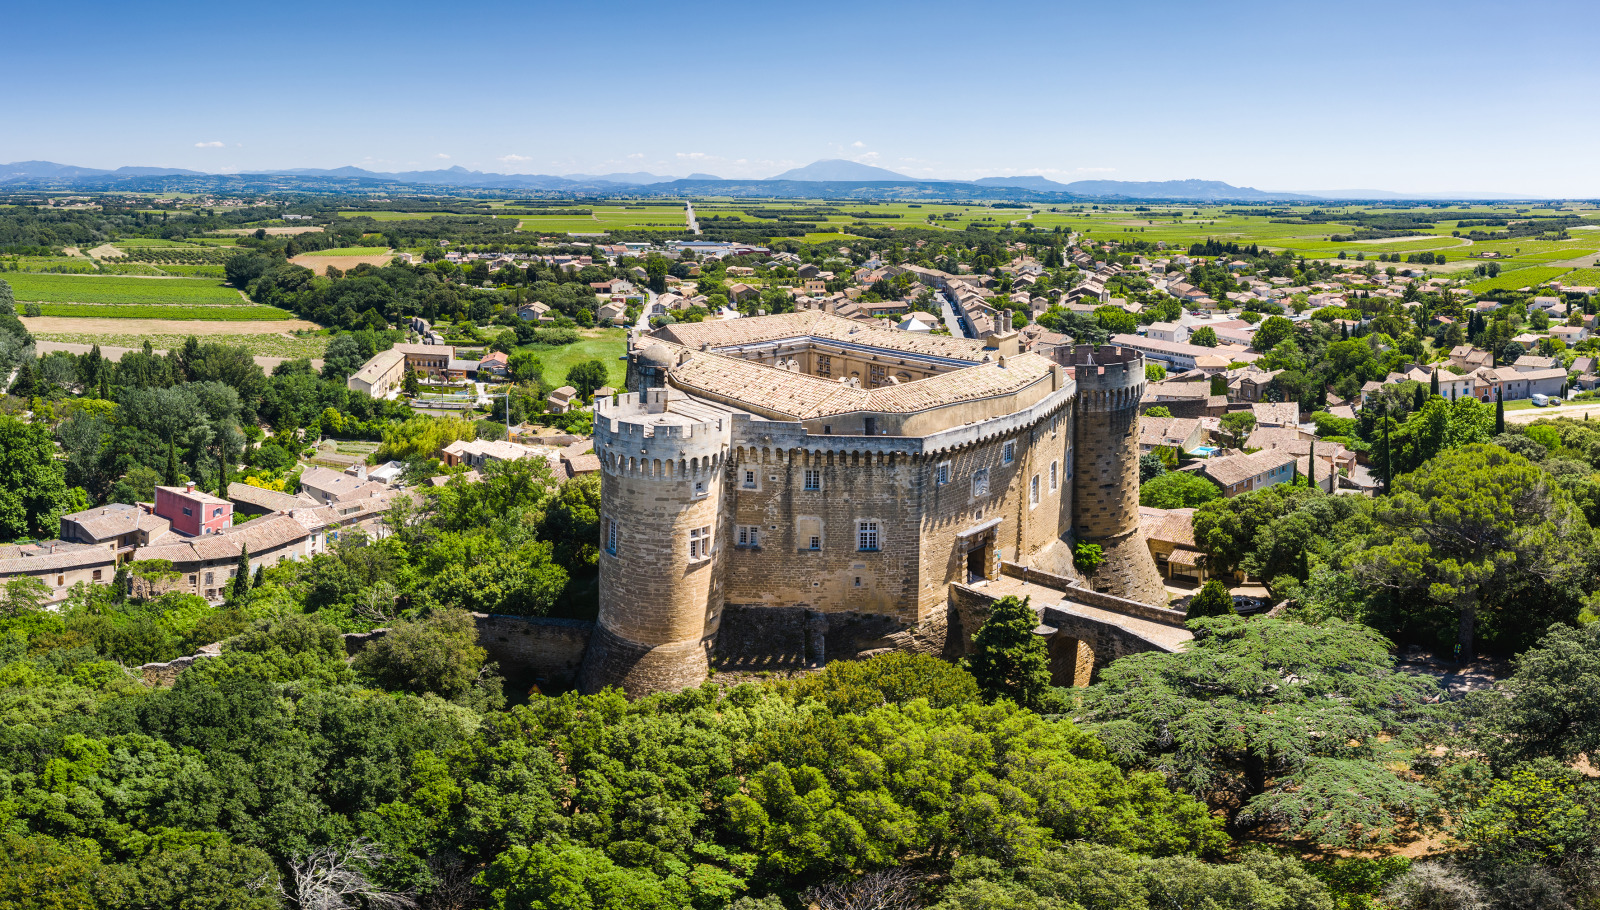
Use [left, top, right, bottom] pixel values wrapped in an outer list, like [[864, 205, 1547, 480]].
[[965, 536, 993, 582]]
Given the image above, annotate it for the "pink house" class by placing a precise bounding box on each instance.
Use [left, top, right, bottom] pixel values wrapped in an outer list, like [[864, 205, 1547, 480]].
[[154, 483, 233, 537]]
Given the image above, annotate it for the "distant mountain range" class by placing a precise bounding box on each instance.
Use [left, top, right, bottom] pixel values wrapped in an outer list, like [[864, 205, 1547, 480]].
[[768, 159, 918, 182], [0, 159, 1551, 201]]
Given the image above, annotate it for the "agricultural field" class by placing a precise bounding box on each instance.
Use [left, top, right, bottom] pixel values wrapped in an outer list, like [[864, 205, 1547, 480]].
[[289, 251, 393, 272], [33, 330, 328, 360], [337, 211, 440, 221], [297, 246, 390, 257], [1555, 268, 1600, 287], [1466, 266, 1574, 293], [3, 272, 248, 305], [515, 204, 689, 234], [20, 303, 292, 320]]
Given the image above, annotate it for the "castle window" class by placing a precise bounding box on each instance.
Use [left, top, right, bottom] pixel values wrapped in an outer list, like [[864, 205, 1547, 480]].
[[1002, 441, 1015, 465], [864, 417, 878, 435], [804, 469, 821, 491], [92, 569, 102, 581], [1050, 461, 1059, 492], [605, 518, 617, 555], [936, 462, 951, 486], [688, 526, 713, 560], [797, 516, 823, 550], [737, 525, 760, 548], [971, 469, 989, 498], [857, 520, 880, 552], [1030, 475, 1040, 506], [204, 572, 214, 585], [742, 469, 757, 489]]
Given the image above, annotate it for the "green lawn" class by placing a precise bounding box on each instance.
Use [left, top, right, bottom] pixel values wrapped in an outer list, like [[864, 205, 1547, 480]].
[[4, 272, 247, 305], [518, 327, 628, 390]]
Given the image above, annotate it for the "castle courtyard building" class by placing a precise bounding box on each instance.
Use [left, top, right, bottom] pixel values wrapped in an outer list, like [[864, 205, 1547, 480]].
[[580, 312, 1165, 697]]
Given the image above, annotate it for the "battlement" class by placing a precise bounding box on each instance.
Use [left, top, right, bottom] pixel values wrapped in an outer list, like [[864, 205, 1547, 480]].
[[1059, 345, 1145, 411], [595, 389, 732, 479]]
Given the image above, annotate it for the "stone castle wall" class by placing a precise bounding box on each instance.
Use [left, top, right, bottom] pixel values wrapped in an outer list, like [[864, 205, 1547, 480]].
[[582, 391, 731, 695], [1067, 346, 1169, 605]]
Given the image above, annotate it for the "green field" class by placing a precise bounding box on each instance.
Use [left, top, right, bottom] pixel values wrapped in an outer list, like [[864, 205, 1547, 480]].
[[299, 246, 390, 256], [4, 272, 247, 305], [517, 327, 628, 389]]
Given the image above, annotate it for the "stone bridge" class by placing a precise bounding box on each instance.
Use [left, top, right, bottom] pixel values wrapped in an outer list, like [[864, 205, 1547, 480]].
[[951, 562, 1191, 686]]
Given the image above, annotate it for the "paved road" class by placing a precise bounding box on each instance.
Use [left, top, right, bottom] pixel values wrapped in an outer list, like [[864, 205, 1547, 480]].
[[685, 202, 700, 235], [937, 291, 969, 338]]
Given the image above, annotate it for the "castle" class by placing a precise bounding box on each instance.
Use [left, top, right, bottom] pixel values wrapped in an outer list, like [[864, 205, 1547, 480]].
[[578, 311, 1166, 696]]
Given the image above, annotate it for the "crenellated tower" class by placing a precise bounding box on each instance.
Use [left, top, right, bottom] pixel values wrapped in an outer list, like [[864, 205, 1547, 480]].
[[579, 387, 732, 696], [1063, 345, 1168, 605]]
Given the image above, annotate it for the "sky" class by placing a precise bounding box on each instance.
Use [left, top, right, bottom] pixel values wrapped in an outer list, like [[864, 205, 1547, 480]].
[[8, 0, 1600, 196]]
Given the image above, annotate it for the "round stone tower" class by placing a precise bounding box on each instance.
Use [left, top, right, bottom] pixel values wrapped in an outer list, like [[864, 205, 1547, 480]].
[[1065, 345, 1168, 605], [579, 386, 732, 697]]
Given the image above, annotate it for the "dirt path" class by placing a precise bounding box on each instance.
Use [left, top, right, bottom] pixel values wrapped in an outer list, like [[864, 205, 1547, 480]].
[[1505, 401, 1600, 423]]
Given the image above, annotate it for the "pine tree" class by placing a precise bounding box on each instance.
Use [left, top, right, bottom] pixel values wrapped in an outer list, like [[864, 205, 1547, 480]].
[[165, 439, 180, 486], [9, 360, 36, 398]]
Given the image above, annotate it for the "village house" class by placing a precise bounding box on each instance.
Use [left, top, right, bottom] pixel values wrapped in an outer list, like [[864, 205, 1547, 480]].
[[155, 483, 232, 537], [298, 466, 389, 506], [1193, 449, 1299, 497], [59, 502, 171, 554], [546, 385, 580, 413], [1139, 506, 1208, 585], [0, 541, 119, 603], [1139, 415, 1204, 456]]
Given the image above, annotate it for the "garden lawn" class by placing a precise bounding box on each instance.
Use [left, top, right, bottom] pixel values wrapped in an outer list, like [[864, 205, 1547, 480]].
[[518, 327, 628, 390]]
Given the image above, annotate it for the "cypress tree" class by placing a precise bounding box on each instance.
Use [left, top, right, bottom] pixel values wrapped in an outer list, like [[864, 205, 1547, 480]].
[[216, 447, 229, 498], [165, 439, 180, 486], [1413, 383, 1426, 411], [230, 545, 251, 604], [252, 563, 265, 588], [1495, 388, 1505, 435], [1430, 370, 1439, 397]]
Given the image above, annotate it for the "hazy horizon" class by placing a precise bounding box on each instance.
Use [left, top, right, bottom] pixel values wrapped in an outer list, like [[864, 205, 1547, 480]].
[[9, 0, 1599, 196]]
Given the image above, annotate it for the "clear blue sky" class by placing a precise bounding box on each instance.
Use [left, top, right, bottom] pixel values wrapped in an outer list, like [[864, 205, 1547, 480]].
[[9, 0, 1599, 195]]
